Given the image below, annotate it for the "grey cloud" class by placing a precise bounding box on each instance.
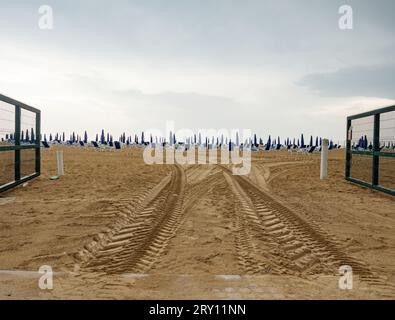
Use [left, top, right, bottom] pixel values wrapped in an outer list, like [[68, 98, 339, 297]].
[[297, 64, 395, 99], [1, 0, 395, 142], [1, 0, 394, 69], [115, 89, 253, 130]]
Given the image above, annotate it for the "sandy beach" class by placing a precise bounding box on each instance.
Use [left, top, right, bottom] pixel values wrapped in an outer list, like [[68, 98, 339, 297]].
[[0, 147, 394, 299]]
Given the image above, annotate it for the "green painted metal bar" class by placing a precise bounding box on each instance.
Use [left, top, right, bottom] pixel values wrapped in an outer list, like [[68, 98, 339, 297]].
[[35, 111, 41, 174], [0, 93, 40, 114], [0, 145, 38, 151], [345, 118, 351, 178], [14, 105, 21, 181], [372, 114, 380, 186], [346, 177, 395, 197], [349, 150, 395, 158], [347, 105, 395, 121], [0, 173, 40, 194]]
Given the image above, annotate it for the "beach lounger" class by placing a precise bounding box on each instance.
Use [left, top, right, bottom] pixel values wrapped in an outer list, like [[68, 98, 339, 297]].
[[79, 141, 85, 147], [114, 141, 121, 150], [41, 141, 50, 148], [91, 141, 101, 149], [91, 141, 107, 152], [306, 146, 316, 153]]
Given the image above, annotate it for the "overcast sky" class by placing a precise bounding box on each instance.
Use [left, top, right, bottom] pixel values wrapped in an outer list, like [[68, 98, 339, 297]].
[[0, 0, 394, 142]]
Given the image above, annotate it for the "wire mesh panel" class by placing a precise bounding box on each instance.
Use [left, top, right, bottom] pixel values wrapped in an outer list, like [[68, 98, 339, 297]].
[[379, 157, 395, 191], [20, 148, 36, 179], [350, 116, 374, 151], [0, 150, 14, 186], [380, 111, 395, 152], [21, 109, 37, 144], [0, 100, 15, 146], [378, 110, 395, 191], [0, 94, 40, 193], [350, 154, 372, 184], [346, 105, 395, 196], [349, 116, 374, 183]]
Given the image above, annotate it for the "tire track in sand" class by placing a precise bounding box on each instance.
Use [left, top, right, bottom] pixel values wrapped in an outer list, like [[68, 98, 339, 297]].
[[74, 165, 185, 274], [223, 167, 395, 295], [147, 168, 236, 276]]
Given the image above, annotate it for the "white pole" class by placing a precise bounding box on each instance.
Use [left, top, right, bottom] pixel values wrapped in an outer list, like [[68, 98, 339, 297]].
[[57, 150, 64, 176], [320, 139, 329, 180]]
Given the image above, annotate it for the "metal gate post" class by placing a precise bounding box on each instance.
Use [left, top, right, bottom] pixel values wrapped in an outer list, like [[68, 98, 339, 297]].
[[372, 114, 380, 186], [14, 105, 21, 181], [35, 111, 41, 174], [345, 119, 352, 178]]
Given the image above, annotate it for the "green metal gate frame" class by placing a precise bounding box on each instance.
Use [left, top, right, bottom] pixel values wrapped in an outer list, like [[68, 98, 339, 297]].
[[346, 105, 395, 196], [0, 93, 41, 193]]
